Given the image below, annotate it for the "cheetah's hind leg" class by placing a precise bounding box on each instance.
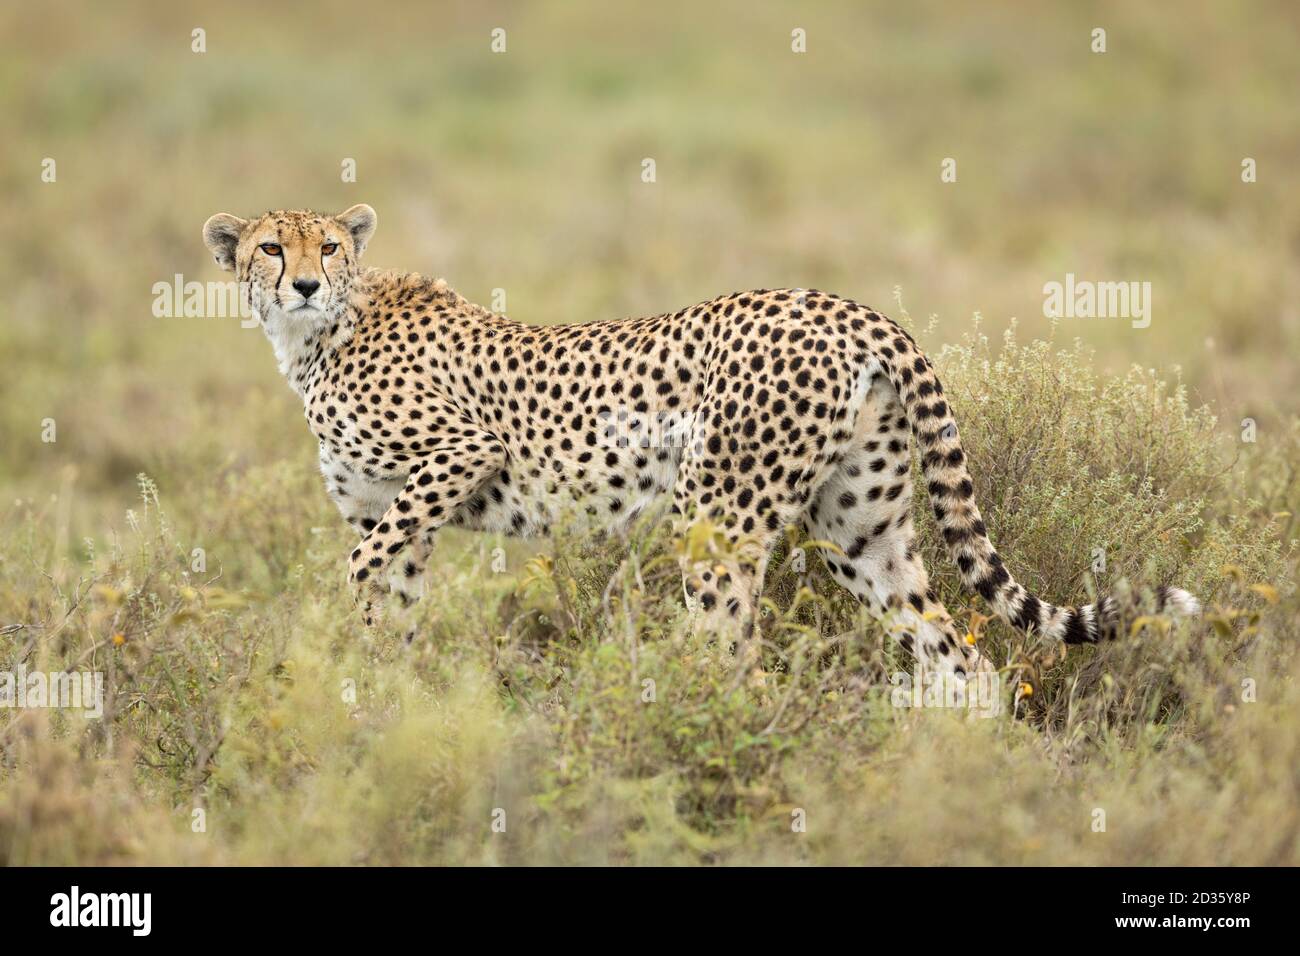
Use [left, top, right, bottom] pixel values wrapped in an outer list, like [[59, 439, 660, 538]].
[[803, 378, 999, 713]]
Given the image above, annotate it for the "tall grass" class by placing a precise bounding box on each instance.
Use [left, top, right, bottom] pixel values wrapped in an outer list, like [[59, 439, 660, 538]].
[[2, 325, 1294, 865]]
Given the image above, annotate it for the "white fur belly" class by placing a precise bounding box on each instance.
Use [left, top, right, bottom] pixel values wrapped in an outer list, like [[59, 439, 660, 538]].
[[451, 443, 683, 538], [318, 443, 405, 527]]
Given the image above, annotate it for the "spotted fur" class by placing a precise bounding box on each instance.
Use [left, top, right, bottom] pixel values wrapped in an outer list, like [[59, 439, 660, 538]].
[[202, 205, 1199, 680]]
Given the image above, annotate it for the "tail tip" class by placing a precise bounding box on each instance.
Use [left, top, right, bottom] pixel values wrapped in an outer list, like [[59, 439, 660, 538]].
[[1161, 586, 1201, 618]]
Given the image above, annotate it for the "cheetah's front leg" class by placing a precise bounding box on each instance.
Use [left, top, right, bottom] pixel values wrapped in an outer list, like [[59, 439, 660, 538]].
[[347, 431, 507, 627]]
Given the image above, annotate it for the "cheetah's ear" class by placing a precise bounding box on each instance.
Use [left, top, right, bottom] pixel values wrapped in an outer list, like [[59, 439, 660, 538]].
[[335, 204, 377, 257], [202, 213, 248, 272]]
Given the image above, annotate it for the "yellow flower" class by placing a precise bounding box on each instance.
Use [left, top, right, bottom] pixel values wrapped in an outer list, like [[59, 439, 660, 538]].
[[963, 632, 977, 646], [111, 632, 126, 647], [1019, 682, 1033, 697]]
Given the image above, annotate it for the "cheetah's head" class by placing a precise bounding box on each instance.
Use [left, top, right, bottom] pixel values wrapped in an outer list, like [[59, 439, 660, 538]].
[[201, 205, 377, 325]]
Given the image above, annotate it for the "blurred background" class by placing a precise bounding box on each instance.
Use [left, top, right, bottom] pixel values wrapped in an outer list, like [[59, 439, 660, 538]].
[[1, 0, 1298, 517]]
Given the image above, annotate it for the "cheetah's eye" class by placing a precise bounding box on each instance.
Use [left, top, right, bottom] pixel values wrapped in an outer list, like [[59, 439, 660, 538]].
[[259, 243, 282, 256], [321, 242, 338, 256]]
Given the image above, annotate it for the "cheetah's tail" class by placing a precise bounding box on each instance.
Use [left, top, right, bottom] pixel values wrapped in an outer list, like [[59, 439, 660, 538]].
[[872, 334, 1201, 644]]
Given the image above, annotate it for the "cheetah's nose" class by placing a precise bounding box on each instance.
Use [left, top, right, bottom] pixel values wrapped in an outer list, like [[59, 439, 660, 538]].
[[293, 278, 321, 299]]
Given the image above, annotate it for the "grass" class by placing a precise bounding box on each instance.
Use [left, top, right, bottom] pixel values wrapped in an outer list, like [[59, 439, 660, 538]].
[[1, 325, 1295, 865], [1, 0, 1298, 864]]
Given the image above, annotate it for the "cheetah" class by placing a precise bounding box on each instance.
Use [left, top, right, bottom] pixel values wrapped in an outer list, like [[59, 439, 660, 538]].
[[202, 204, 1199, 684]]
